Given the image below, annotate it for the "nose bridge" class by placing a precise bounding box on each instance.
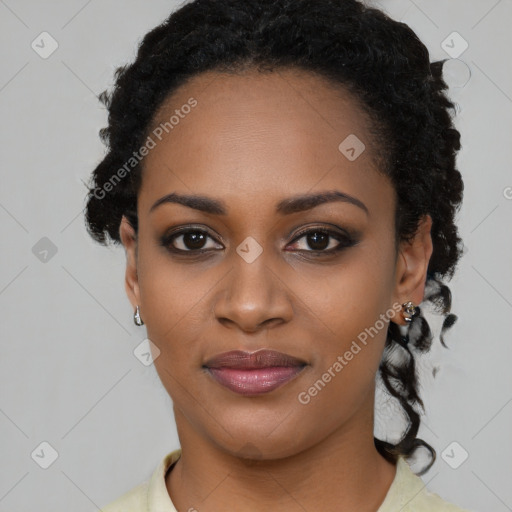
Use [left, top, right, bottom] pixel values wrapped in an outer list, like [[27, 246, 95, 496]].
[[214, 237, 293, 330]]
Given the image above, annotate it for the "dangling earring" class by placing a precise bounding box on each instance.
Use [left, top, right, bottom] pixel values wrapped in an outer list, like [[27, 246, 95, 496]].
[[401, 301, 419, 323], [134, 305, 144, 326]]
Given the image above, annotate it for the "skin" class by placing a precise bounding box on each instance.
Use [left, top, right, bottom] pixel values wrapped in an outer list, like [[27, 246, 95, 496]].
[[119, 67, 433, 512]]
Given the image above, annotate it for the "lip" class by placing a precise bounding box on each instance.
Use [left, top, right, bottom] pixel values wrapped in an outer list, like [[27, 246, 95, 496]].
[[204, 349, 307, 396]]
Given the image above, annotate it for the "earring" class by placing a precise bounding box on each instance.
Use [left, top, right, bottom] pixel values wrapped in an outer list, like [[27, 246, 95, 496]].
[[401, 301, 418, 323], [134, 305, 144, 326]]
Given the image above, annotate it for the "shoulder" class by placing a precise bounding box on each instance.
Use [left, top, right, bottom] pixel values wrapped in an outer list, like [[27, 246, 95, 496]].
[[405, 487, 473, 512], [378, 456, 474, 512], [99, 449, 182, 512], [100, 481, 148, 512]]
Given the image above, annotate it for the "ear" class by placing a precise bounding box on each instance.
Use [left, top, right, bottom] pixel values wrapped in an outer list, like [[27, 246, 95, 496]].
[[391, 214, 433, 326], [119, 215, 141, 312]]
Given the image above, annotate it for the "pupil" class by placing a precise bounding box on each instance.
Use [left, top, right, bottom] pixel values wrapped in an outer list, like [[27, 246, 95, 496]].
[[308, 231, 328, 250], [184, 232, 206, 249]]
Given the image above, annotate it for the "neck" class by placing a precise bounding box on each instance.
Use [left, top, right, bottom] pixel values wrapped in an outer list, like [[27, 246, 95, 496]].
[[166, 392, 397, 512]]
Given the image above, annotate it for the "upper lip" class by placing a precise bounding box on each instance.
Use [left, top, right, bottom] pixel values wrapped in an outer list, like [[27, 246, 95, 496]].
[[204, 349, 307, 369]]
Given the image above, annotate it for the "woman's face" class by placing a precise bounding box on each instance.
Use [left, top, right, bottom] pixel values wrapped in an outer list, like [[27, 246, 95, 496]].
[[120, 67, 431, 459]]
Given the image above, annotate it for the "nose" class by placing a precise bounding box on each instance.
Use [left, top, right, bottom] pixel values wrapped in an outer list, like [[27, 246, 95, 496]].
[[212, 252, 294, 333]]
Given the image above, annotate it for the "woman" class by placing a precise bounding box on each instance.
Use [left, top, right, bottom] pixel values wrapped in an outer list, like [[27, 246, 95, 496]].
[[85, 0, 471, 510]]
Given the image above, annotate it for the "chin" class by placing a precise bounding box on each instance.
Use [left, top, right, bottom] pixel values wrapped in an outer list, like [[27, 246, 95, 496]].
[[209, 414, 316, 461]]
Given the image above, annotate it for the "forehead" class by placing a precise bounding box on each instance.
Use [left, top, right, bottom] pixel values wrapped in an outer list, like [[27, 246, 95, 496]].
[[138, 67, 393, 217]]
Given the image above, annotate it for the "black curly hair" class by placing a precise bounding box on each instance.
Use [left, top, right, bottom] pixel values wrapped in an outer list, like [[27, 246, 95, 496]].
[[84, 0, 464, 475]]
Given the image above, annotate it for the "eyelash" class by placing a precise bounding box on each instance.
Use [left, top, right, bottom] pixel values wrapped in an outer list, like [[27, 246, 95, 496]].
[[160, 224, 358, 257]]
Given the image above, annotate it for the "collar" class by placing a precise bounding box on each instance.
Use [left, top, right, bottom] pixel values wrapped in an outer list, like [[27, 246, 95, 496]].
[[147, 448, 182, 511], [146, 449, 430, 512]]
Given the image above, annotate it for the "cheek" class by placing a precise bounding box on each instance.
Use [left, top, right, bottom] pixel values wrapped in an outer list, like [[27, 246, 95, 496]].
[[135, 244, 209, 358], [294, 239, 395, 341], [137, 254, 212, 401], [291, 237, 396, 398]]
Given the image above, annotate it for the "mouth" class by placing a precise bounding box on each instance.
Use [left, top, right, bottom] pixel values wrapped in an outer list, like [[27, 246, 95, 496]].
[[203, 349, 307, 396]]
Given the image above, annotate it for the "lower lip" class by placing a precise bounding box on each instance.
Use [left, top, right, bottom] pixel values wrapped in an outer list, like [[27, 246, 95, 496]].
[[206, 366, 305, 395]]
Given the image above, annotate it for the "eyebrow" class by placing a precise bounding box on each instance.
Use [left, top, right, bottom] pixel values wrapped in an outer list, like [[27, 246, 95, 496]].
[[149, 190, 369, 216]]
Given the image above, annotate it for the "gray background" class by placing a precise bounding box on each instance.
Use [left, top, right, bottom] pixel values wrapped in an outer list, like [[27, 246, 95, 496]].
[[1, 0, 511, 511]]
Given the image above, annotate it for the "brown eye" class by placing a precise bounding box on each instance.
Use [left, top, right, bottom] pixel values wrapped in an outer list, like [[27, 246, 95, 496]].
[[162, 228, 223, 253], [287, 227, 357, 254], [180, 231, 207, 250], [304, 231, 330, 251]]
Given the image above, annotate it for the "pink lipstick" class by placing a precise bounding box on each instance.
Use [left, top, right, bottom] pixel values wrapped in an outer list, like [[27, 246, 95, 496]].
[[204, 349, 306, 396]]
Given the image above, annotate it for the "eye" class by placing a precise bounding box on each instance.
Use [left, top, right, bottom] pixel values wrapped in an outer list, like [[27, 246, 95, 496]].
[[287, 227, 356, 254], [161, 228, 223, 253]]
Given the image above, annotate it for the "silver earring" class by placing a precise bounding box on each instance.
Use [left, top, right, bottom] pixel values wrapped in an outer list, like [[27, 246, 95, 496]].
[[134, 305, 144, 326], [401, 301, 418, 323]]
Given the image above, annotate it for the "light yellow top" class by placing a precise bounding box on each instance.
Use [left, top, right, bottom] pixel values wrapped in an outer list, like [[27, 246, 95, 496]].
[[100, 449, 472, 512]]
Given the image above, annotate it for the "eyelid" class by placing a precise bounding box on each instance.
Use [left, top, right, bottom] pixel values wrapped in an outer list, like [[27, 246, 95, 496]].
[[288, 223, 355, 242], [292, 219, 357, 240], [164, 224, 225, 241]]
